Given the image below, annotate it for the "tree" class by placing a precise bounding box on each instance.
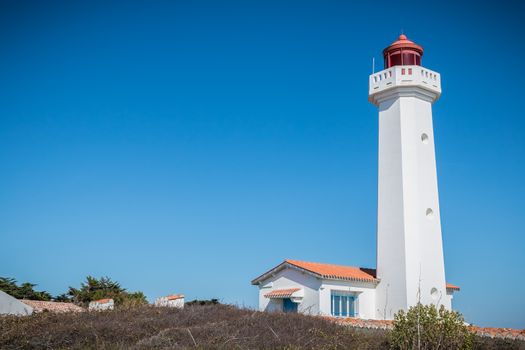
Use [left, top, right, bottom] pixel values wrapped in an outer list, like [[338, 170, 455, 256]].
[[120, 291, 148, 308], [390, 303, 473, 350], [0, 277, 52, 301], [67, 276, 147, 307], [53, 293, 72, 302]]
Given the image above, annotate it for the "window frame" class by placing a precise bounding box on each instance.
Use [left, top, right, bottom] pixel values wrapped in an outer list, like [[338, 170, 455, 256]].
[[330, 291, 357, 317]]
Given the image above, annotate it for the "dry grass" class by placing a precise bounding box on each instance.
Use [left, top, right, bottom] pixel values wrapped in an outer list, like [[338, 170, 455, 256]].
[[0, 304, 387, 349], [0, 304, 523, 349]]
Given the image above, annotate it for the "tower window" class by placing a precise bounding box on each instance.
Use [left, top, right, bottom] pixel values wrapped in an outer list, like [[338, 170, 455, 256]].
[[431, 287, 439, 300]]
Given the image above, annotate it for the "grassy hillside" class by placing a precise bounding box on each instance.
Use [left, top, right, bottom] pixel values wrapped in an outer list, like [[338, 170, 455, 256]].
[[0, 304, 522, 349]]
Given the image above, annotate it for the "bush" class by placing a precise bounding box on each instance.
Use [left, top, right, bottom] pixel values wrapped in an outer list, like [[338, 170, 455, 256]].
[[390, 303, 473, 350], [185, 298, 220, 306]]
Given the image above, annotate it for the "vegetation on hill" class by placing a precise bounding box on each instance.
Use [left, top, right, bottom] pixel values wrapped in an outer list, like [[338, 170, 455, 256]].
[[185, 298, 220, 306], [0, 277, 52, 301], [0, 303, 388, 349], [0, 304, 522, 350], [0, 275, 147, 307], [66, 276, 147, 307]]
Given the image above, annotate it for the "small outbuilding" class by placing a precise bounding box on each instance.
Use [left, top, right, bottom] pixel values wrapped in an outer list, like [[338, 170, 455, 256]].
[[89, 298, 114, 311], [155, 294, 184, 308]]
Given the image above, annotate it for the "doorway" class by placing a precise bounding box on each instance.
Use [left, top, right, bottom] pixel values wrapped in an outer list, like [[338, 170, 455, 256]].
[[283, 298, 298, 313]]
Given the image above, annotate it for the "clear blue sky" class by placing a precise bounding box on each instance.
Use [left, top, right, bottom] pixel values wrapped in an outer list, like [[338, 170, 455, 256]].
[[1, 0, 524, 328]]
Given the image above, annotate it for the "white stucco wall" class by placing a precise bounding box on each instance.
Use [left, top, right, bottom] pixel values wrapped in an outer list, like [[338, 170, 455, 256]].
[[155, 297, 184, 308], [88, 299, 114, 311], [319, 280, 376, 319], [444, 289, 454, 309], [258, 267, 321, 315]]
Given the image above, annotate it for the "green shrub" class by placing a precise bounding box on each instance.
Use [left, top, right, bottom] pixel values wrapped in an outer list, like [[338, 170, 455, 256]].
[[67, 276, 148, 307], [0, 277, 52, 301], [390, 303, 473, 350]]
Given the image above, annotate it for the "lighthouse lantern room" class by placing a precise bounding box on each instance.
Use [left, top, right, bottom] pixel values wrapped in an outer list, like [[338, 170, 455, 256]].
[[383, 34, 423, 68]]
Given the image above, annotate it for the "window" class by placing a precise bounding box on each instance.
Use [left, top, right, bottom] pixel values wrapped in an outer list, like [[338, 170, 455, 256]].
[[389, 53, 402, 67], [330, 291, 357, 317]]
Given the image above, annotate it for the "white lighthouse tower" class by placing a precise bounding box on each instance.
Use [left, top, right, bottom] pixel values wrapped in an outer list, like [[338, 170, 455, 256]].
[[369, 35, 449, 319]]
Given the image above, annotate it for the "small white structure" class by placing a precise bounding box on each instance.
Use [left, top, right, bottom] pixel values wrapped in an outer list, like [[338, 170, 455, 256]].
[[154, 294, 184, 308], [252, 260, 379, 318], [0, 291, 33, 316], [253, 34, 461, 320], [88, 298, 114, 311]]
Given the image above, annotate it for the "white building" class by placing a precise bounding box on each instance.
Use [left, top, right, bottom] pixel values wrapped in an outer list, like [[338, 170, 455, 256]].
[[154, 294, 185, 308], [88, 298, 114, 311], [252, 35, 460, 320]]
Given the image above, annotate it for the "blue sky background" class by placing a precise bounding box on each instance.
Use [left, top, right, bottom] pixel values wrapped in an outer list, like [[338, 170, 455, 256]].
[[1, 0, 524, 328]]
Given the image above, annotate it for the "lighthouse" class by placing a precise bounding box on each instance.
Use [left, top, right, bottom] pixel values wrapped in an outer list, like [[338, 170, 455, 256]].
[[251, 34, 459, 321], [369, 35, 449, 319]]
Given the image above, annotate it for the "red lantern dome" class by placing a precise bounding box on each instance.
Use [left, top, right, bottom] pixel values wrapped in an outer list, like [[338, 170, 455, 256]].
[[383, 34, 424, 69]]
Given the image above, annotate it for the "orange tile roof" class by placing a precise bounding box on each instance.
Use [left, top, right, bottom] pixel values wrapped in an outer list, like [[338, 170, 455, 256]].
[[166, 294, 184, 300], [334, 318, 525, 341], [252, 259, 460, 291], [20, 300, 84, 313], [469, 326, 525, 341], [285, 260, 378, 282], [94, 298, 112, 304], [264, 288, 301, 298], [446, 283, 460, 291], [252, 259, 378, 284]]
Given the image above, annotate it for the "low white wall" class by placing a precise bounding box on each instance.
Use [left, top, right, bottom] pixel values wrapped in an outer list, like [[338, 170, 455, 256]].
[[88, 299, 114, 311], [155, 297, 184, 308], [444, 290, 454, 309]]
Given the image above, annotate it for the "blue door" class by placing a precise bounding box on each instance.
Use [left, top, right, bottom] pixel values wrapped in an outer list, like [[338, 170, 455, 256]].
[[283, 298, 298, 313]]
